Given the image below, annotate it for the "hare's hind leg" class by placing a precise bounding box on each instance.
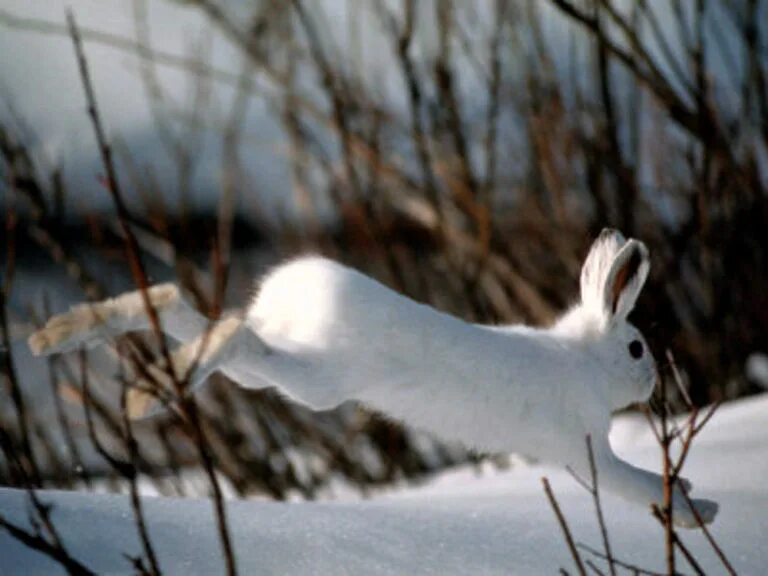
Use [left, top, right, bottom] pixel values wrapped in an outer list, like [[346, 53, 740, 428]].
[[127, 317, 322, 418], [28, 284, 207, 356], [126, 316, 274, 418]]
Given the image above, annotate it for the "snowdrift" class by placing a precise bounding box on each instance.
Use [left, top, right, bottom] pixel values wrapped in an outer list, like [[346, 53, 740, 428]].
[[1, 393, 766, 574]]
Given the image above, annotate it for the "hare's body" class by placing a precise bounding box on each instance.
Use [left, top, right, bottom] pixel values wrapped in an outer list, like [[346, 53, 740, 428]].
[[29, 229, 718, 527], [248, 258, 599, 460]]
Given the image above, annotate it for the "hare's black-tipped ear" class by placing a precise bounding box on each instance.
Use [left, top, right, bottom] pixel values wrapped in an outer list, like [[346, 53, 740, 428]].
[[580, 229, 649, 325], [605, 240, 650, 322]]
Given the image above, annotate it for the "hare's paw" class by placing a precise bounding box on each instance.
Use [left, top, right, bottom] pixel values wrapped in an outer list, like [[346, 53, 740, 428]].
[[28, 284, 181, 356], [673, 498, 719, 529], [28, 304, 110, 356]]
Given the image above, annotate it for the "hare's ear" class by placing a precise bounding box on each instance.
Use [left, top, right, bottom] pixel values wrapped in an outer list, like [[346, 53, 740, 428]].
[[603, 240, 649, 323], [580, 229, 649, 324]]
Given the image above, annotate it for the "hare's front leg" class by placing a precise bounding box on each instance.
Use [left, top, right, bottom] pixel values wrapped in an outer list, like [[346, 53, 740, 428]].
[[590, 439, 718, 528], [29, 284, 207, 356]]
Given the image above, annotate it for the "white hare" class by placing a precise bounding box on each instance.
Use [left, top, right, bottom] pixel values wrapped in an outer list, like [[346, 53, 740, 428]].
[[29, 229, 718, 527]]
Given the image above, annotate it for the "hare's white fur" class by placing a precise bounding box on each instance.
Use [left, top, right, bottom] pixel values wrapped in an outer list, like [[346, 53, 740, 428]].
[[29, 229, 718, 527]]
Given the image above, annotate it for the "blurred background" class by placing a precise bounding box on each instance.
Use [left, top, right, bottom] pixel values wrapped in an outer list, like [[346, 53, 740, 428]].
[[0, 0, 766, 500]]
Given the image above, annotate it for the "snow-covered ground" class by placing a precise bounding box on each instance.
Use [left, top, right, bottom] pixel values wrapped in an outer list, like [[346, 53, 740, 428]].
[[1, 392, 766, 575]]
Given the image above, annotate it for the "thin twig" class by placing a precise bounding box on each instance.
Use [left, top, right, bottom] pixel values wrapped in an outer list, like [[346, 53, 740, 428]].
[[0, 178, 41, 486], [658, 371, 676, 575], [679, 490, 737, 576], [585, 559, 607, 576], [651, 505, 705, 576], [119, 372, 162, 576], [585, 435, 616, 576], [67, 11, 238, 575], [542, 477, 588, 576], [0, 513, 96, 576], [577, 543, 666, 576]]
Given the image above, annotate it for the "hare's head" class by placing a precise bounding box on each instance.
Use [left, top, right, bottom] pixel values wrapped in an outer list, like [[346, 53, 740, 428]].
[[556, 229, 657, 410]]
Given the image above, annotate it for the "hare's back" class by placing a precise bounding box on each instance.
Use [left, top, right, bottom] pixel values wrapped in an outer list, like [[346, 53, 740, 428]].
[[247, 257, 453, 352]]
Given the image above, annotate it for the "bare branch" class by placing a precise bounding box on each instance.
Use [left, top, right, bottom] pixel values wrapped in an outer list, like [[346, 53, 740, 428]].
[[542, 477, 588, 576], [0, 512, 96, 576]]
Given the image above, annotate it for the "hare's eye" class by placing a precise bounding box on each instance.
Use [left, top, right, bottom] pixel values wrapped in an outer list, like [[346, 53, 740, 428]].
[[628, 340, 644, 359]]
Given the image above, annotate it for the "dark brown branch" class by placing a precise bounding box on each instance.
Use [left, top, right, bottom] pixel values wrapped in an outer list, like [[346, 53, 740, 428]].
[[66, 10, 171, 364], [118, 368, 162, 576], [67, 11, 238, 575], [46, 355, 90, 487], [657, 370, 676, 575], [0, 436, 94, 575], [577, 543, 666, 576], [585, 435, 616, 576], [547, 0, 731, 160], [650, 505, 705, 576], [542, 477, 588, 576], [679, 489, 737, 575], [0, 174, 41, 486], [0, 513, 96, 576], [637, 0, 696, 97]]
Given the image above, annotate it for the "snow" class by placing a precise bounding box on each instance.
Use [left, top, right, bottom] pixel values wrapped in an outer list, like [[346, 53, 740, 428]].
[[747, 353, 768, 390], [1, 393, 767, 575]]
